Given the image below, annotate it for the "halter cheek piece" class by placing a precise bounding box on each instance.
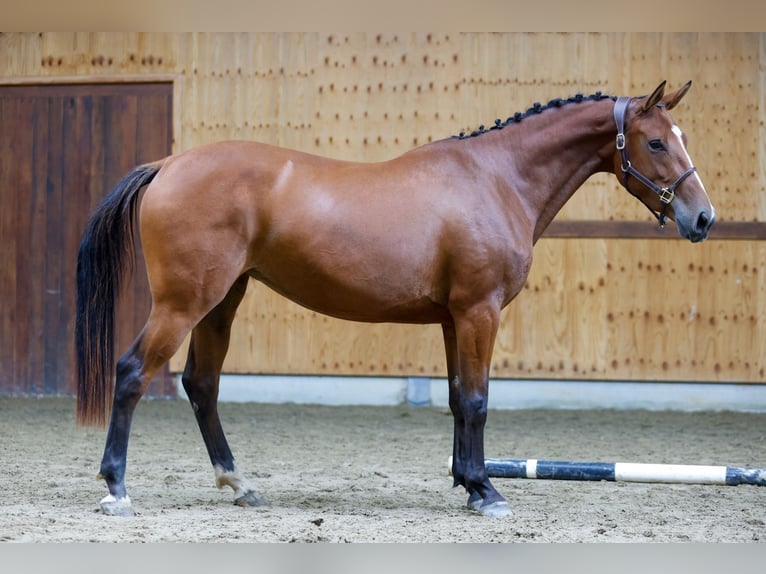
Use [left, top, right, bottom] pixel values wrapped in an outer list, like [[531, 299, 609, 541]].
[[613, 97, 698, 227]]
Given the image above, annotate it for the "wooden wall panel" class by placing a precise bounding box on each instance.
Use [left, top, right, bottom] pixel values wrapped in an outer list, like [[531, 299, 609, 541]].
[[0, 83, 173, 396], [2, 32, 764, 384]]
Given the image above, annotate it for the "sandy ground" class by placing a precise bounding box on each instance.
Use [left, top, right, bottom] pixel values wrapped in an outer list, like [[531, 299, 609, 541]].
[[1, 396, 765, 542]]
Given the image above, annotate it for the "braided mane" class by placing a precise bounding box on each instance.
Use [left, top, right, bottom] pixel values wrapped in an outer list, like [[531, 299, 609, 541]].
[[453, 91, 616, 139]]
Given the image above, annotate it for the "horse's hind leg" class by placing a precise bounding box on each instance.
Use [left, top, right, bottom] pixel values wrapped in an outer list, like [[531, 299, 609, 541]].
[[98, 306, 198, 516], [180, 275, 264, 507]]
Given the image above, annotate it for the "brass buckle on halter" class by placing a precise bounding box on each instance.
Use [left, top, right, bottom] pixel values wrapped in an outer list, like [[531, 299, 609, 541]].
[[659, 187, 674, 204]]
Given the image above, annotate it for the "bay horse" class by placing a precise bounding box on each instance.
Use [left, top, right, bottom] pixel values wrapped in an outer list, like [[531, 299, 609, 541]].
[[76, 81, 715, 518]]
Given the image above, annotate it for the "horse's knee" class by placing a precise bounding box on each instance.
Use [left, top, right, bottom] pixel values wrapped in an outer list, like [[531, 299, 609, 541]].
[[460, 394, 488, 425]]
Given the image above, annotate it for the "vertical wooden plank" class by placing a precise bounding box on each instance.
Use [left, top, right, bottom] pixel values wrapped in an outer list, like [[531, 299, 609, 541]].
[[43, 95, 65, 394], [761, 33, 766, 221], [0, 96, 19, 391], [51, 92, 87, 394], [87, 93, 106, 213], [58, 93, 94, 395], [11, 98, 35, 394], [27, 95, 50, 394]]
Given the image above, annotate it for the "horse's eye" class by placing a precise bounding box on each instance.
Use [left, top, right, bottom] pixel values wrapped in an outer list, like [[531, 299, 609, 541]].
[[648, 139, 666, 152]]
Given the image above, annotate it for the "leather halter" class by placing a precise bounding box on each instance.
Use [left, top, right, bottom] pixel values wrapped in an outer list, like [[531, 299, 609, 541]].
[[613, 97, 698, 227]]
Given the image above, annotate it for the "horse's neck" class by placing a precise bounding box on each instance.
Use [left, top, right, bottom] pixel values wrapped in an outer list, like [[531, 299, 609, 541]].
[[479, 99, 617, 243]]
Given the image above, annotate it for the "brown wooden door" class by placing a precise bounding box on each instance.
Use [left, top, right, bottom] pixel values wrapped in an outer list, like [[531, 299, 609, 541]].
[[0, 82, 174, 397]]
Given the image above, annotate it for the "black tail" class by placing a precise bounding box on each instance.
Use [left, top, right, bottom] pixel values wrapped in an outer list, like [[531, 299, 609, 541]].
[[75, 163, 161, 426]]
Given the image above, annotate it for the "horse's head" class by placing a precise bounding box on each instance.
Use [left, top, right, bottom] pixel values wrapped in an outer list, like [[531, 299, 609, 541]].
[[612, 80, 715, 242]]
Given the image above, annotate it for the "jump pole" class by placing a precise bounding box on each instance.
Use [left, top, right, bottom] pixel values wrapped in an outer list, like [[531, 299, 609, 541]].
[[447, 456, 766, 486]]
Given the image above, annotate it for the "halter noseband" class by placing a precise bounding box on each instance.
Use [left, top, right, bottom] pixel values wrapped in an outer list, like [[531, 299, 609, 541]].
[[613, 97, 697, 227]]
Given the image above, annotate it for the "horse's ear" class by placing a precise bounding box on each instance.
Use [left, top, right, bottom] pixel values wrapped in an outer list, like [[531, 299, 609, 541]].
[[641, 81, 667, 113], [663, 80, 692, 111]]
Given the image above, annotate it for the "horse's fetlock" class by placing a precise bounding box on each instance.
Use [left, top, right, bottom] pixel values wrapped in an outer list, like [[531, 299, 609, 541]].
[[98, 462, 119, 484], [464, 464, 490, 492]]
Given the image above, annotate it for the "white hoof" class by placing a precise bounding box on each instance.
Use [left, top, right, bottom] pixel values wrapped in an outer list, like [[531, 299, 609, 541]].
[[234, 489, 267, 507], [100, 494, 135, 517], [479, 500, 512, 518]]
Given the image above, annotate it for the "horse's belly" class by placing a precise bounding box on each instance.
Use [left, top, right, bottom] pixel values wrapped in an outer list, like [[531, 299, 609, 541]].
[[248, 236, 449, 324], [251, 268, 449, 324]]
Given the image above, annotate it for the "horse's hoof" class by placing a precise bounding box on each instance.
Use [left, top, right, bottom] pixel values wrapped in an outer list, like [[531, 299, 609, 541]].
[[234, 489, 266, 507], [479, 500, 511, 518], [99, 494, 135, 517]]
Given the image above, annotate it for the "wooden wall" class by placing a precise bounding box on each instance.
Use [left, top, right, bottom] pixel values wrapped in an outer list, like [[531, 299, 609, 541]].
[[2, 32, 764, 384], [0, 82, 174, 396]]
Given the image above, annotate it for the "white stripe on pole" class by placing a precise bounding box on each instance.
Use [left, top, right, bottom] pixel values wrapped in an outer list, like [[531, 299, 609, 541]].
[[526, 459, 538, 479], [614, 463, 727, 484]]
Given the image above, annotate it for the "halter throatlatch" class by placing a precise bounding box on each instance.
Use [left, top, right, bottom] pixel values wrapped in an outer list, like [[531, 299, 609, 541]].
[[613, 97, 698, 227]]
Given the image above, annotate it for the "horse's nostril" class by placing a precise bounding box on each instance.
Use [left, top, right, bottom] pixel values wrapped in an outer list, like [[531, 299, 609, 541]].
[[696, 211, 711, 232]]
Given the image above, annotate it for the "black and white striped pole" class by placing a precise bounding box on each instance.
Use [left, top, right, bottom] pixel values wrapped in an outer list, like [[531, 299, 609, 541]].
[[447, 457, 766, 486]]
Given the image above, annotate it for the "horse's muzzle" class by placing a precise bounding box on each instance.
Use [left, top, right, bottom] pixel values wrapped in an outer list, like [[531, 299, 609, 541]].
[[687, 210, 715, 243]]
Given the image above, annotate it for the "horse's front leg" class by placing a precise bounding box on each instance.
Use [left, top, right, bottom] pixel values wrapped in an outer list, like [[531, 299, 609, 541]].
[[442, 322, 467, 489], [449, 302, 510, 518]]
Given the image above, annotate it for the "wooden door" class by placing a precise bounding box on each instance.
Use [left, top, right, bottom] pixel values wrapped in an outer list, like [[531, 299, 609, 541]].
[[0, 82, 174, 397]]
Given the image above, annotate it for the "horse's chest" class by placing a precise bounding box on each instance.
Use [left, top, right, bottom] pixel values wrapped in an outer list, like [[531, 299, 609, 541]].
[[500, 248, 534, 307]]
